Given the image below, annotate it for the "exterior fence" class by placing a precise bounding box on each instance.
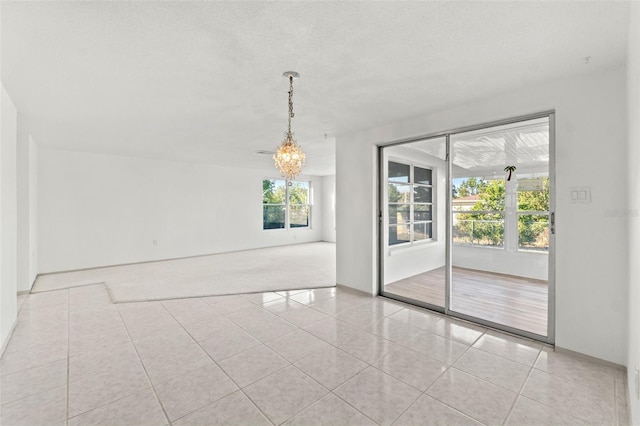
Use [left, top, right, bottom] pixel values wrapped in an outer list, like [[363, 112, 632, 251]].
[[452, 215, 549, 251]]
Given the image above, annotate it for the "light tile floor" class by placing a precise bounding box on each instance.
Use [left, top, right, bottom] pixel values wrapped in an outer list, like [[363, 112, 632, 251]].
[[0, 285, 630, 426]]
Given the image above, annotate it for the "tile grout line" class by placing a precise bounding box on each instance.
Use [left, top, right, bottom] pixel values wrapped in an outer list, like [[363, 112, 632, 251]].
[[282, 300, 440, 424], [0, 359, 68, 408], [619, 372, 632, 425], [65, 285, 144, 421], [114, 304, 173, 425], [264, 326, 383, 424], [343, 318, 484, 424], [66, 288, 70, 425], [422, 369, 488, 426], [517, 349, 620, 424], [415, 331, 494, 426], [500, 347, 542, 425], [0, 295, 69, 414], [16, 286, 623, 425], [159, 303, 278, 426], [344, 365, 423, 426], [167, 294, 379, 425], [614, 371, 619, 426], [613, 369, 625, 426], [30, 282, 106, 296], [297, 299, 479, 397], [325, 392, 382, 426], [470, 342, 543, 368], [423, 332, 488, 419], [422, 329, 480, 395], [285, 354, 377, 424]]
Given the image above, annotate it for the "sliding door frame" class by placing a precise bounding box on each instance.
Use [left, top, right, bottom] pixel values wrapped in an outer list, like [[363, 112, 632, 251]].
[[377, 111, 555, 345], [378, 134, 449, 315]]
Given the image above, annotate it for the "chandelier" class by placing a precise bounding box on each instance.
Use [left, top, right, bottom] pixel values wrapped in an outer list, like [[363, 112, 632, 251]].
[[273, 71, 305, 180]]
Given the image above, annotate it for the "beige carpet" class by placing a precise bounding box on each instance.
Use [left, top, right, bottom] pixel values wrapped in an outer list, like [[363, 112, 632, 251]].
[[32, 242, 336, 302]]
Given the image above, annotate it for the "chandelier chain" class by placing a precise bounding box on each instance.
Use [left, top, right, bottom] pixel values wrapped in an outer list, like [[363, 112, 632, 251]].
[[287, 76, 294, 137], [273, 72, 305, 180]]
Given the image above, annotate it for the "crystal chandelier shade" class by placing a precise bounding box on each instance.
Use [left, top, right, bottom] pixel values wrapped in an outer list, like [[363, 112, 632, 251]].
[[274, 72, 305, 180]]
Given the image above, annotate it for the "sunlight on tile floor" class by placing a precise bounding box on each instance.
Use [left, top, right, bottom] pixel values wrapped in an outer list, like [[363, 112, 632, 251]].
[[0, 285, 630, 425]]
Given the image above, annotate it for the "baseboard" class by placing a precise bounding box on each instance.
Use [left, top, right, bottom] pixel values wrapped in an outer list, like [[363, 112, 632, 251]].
[[30, 274, 39, 292], [554, 345, 626, 371], [336, 284, 375, 297], [0, 318, 18, 360]]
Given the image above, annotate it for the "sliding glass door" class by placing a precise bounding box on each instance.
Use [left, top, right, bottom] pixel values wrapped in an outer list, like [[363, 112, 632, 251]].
[[380, 136, 447, 309], [380, 114, 554, 342], [449, 117, 551, 337]]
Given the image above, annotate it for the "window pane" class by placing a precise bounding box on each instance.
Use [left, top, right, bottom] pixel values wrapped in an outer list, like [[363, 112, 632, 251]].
[[389, 225, 410, 245], [414, 167, 432, 185], [263, 205, 285, 229], [518, 177, 549, 211], [263, 179, 287, 204], [452, 212, 504, 247], [388, 162, 410, 183], [289, 181, 310, 204], [290, 205, 310, 228], [518, 214, 549, 251], [389, 204, 410, 224], [472, 218, 504, 247], [413, 185, 432, 203], [413, 222, 432, 241], [469, 179, 504, 210], [414, 204, 432, 221], [388, 183, 411, 203]]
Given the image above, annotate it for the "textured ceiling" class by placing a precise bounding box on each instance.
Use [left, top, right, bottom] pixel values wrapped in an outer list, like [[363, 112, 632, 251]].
[[385, 118, 549, 179], [0, 1, 630, 175], [451, 119, 550, 176]]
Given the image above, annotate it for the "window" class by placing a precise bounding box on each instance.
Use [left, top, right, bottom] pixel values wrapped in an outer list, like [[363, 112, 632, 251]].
[[517, 176, 550, 251], [452, 177, 505, 248], [388, 161, 434, 246], [451, 175, 550, 251], [263, 179, 311, 230]]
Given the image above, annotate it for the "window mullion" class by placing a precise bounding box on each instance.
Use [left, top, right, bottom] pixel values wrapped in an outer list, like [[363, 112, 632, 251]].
[[410, 165, 415, 244], [504, 177, 518, 251], [285, 180, 290, 229]]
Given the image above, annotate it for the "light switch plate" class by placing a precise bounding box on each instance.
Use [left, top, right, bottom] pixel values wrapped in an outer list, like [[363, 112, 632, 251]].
[[569, 186, 591, 204]]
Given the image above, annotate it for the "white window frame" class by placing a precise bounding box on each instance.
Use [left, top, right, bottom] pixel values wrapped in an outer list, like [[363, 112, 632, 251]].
[[387, 158, 436, 248], [262, 178, 312, 230]]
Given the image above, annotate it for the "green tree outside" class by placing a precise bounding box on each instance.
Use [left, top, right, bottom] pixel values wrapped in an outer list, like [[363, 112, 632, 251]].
[[455, 179, 505, 246], [456, 177, 488, 198], [517, 177, 550, 249], [453, 177, 549, 249]]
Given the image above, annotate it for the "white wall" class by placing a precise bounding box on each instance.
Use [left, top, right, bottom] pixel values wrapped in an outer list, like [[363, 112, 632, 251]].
[[16, 115, 29, 292], [1, 84, 18, 350], [336, 66, 628, 364], [16, 115, 38, 292], [321, 175, 336, 243], [452, 247, 548, 281], [38, 149, 325, 273], [627, 1, 640, 422], [28, 136, 38, 286]]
